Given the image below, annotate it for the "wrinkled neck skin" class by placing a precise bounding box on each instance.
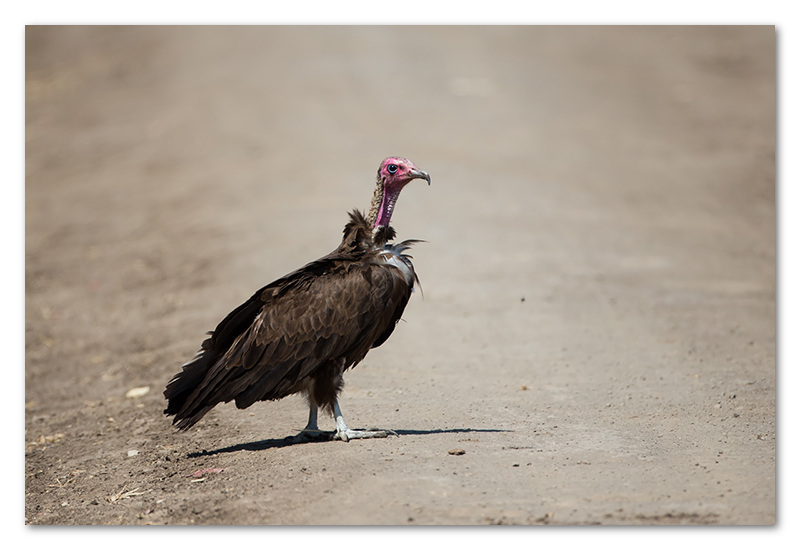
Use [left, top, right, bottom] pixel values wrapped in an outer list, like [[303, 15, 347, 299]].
[[374, 185, 401, 229], [367, 179, 403, 233]]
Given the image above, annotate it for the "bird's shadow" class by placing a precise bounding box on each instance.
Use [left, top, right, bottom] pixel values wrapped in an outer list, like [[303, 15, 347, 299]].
[[187, 427, 510, 458]]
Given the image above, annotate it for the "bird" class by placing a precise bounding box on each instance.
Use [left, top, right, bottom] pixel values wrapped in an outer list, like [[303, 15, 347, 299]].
[[164, 157, 430, 442]]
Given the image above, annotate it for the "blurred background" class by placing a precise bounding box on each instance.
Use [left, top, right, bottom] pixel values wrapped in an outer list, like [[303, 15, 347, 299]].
[[25, 26, 775, 525]]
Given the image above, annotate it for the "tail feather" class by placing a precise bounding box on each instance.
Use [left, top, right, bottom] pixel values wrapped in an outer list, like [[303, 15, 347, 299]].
[[163, 342, 218, 430]]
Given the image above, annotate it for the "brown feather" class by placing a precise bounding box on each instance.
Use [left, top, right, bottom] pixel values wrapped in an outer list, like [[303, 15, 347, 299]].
[[164, 210, 418, 430]]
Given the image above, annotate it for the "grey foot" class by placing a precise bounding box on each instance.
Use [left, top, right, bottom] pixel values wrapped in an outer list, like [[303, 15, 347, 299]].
[[329, 400, 397, 442], [289, 429, 332, 443], [332, 428, 398, 442]]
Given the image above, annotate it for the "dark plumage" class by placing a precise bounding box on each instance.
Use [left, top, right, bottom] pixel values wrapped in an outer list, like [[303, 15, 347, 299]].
[[164, 157, 430, 441]]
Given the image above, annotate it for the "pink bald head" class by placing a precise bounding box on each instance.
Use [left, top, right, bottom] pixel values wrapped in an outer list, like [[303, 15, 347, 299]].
[[373, 157, 430, 228]]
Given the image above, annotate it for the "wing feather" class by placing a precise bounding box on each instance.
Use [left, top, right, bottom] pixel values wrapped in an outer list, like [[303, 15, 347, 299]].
[[165, 253, 414, 429]]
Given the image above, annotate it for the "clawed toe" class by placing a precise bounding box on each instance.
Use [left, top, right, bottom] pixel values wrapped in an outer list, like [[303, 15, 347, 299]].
[[332, 428, 397, 442], [289, 429, 332, 443]]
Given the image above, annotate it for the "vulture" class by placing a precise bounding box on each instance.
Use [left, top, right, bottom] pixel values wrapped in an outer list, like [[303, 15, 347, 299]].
[[164, 157, 430, 441]]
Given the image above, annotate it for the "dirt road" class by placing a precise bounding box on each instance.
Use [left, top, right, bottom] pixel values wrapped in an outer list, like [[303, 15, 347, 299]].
[[25, 26, 775, 525]]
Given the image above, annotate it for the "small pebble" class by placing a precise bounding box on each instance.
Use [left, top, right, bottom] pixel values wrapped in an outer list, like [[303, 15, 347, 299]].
[[125, 386, 150, 399], [448, 448, 465, 456]]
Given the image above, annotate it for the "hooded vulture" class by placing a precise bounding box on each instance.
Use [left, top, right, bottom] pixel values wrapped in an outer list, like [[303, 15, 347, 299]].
[[164, 157, 429, 441]]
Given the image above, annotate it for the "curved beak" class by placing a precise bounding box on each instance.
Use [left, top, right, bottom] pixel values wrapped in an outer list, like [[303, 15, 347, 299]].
[[409, 168, 431, 186]]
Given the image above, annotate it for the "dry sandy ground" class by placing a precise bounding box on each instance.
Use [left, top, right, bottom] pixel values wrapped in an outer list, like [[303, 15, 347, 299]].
[[25, 26, 775, 525]]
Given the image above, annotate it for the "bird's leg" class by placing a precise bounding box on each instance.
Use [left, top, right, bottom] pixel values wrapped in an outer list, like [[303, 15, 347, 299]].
[[331, 400, 397, 442], [304, 403, 319, 432], [291, 403, 328, 442]]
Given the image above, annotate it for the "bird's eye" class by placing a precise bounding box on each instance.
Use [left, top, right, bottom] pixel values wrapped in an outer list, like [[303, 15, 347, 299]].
[[387, 164, 398, 174]]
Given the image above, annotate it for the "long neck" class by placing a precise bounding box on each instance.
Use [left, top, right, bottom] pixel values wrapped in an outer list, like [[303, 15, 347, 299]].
[[374, 189, 400, 228], [366, 180, 384, 228]]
